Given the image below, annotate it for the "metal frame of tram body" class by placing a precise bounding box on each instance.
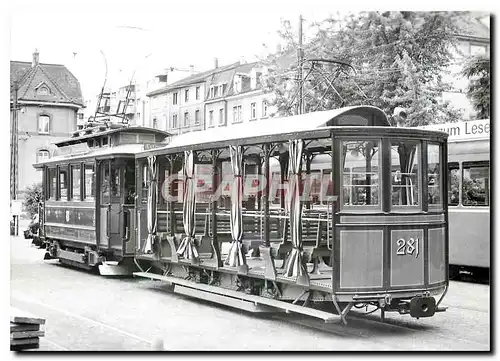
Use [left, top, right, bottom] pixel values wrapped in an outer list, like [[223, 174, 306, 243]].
[[33, 125, 169, 270], [133, 106, 449, 320]]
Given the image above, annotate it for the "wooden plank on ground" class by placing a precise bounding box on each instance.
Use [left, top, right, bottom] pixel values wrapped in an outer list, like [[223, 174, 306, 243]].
[[11, 343, 40, 351], [10, 307, 46, 325], [10, 323, 40, 332], [11, 330, 45, 339], [10, 337, 40, 346]]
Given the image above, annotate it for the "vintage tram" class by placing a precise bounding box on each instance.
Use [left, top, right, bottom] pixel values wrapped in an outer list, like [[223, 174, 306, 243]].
[[33, 122, 169, 275], [130, 105, 449, 324], [421, 119, 490, 278]]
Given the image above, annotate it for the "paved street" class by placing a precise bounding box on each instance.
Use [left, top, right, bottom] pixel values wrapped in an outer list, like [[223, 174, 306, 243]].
[[10, 225, 490, 351]]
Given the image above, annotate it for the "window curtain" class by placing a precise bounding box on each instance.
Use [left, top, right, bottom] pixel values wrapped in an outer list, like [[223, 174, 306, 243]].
[[225, 145, 247, 272], [398, 144, 417, 205], [284, 139, 309, 285], [144, 156, 158, 254], [177, 150, 199, 263]]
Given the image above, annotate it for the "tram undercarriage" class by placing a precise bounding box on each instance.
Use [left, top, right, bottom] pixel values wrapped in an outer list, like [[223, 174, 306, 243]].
[[133, 242, 447, 324], [43, 238, 137, 276]]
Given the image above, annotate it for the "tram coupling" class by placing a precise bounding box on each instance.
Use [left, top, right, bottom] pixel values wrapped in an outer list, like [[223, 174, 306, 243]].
[[394, 295, 445, 318]]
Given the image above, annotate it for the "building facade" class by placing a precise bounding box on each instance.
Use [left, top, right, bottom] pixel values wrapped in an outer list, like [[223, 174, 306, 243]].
[[10, 50, 84, 198], [147, 61, 240, 135], [205, 62, 272, 129]]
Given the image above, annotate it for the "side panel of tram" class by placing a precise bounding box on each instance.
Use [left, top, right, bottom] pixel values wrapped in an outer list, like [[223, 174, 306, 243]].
[[133, 106, 448, 321]]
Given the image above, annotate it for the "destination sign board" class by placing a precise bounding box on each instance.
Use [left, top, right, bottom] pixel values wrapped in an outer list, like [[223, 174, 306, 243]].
[[418, 119, 490, 141]]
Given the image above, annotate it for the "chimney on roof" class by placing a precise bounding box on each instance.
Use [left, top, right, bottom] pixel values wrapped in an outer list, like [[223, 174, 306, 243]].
[[189, 65, 195, 75], [32, 49, 39, 67], [276, 44, 282, 54], [214, 57, 219, 69]]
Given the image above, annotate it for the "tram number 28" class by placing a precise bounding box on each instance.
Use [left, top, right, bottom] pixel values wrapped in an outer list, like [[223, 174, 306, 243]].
[[396, 238, 419, 258]]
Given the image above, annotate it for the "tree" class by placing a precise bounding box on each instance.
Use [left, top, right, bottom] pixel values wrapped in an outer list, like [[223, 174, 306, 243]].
[[263, 11, 467, 125], [462, 54, 490, 119], [22, 183, 42, 219]]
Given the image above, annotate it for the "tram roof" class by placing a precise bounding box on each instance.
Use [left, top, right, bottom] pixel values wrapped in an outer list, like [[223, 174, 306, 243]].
[[138, 106, 389, 157], [33, 143, 147, 168], [54, 124, 170, 147]]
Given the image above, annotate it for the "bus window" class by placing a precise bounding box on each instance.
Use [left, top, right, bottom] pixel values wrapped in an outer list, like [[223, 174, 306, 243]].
[[342, 140, 380, 207], [84, 164, 95, 201], [391, 141, 420, 207], [48, 168, 57, 200], [71, 165, 81, 201], [448, 163, 459, 206], [59, 168, 68, 200], [462, 162, 489, 207], [427, 143, 442, 209]]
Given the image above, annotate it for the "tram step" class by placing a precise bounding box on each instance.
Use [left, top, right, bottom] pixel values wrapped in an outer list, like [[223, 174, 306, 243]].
[[174, 285, 283, 313], [133, 272, 339, 323]]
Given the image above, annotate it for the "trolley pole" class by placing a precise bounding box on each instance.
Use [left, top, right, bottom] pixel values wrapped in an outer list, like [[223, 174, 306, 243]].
[[297, 14, 304, 116]]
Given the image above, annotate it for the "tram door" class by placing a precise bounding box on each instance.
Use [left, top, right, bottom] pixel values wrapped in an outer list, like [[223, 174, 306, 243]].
[[99, 159, 128, 254]]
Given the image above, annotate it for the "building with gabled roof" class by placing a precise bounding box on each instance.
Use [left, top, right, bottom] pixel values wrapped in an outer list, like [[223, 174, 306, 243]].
[[205, 61, 273, 129], [10, 49, 84, 198]]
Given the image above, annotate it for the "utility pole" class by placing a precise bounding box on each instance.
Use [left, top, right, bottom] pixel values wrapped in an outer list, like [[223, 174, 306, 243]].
[[297, 14, 304, 115], [10, 81, 19, 201], [10, 81, 20, 236]]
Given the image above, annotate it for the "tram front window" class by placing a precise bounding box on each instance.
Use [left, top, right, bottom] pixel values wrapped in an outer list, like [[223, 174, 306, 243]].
[[341, 140, 380, 207], [391, 140, 420, 207], [101, 162, 110, 204], [111, 166, 121, 197], [427, 143, 442, 209]]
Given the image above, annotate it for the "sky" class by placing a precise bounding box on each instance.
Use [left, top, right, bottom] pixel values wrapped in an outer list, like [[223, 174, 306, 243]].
[[8, 0, 342, 101], [7, 0, 495, 102]]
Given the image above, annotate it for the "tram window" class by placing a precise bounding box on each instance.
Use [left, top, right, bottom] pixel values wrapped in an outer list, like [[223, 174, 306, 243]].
[[84, 165, 95, 201], [141, 162, 149, 201], [101, 163, 110, 203], [195, 164, 213, 204], [322, 170, 334, 200], [59, 168, 68, 200], [427, 143, 442, 208], [462, 162, 489, 207], [391, 141, 420, 207], [71, 165, 81, 201], [270, 171, 286, 207], [448, 163, 460, 206], [342, 140, 380, 207], [304, 170, 322, 205], [48, 168, 57, 199], [111, 166, 121, 196], [124, 160, 136, 204]]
